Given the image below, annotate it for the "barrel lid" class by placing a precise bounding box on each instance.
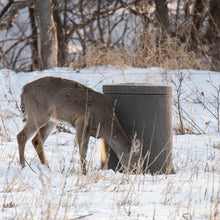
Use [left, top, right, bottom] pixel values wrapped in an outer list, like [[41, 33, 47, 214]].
[[103, 83, 172, 95]]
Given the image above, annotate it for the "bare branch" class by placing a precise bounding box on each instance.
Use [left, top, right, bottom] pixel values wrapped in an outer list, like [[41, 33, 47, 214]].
[[0, 0, 33, 30]]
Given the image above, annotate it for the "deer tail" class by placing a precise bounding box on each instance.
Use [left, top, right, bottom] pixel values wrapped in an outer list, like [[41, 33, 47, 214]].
[[20, 92, 27, 122]]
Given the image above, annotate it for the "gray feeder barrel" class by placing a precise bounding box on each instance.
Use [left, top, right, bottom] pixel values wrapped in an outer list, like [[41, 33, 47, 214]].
[[103, 83, 175, 174]]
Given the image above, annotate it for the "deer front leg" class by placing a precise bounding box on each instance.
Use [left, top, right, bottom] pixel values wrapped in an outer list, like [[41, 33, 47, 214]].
[[100, 138, 108, 169], [32, 122, 56, 167]]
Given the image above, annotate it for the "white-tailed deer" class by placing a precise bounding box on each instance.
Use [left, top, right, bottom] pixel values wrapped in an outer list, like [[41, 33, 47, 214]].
[[17, 76, 141, 174]]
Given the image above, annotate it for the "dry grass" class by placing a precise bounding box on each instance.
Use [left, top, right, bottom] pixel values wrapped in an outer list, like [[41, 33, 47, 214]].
[[71, 34, 210, 71]]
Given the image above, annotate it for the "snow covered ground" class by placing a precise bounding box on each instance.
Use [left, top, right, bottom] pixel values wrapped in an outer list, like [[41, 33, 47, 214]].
[[0, 66, 219, 219]]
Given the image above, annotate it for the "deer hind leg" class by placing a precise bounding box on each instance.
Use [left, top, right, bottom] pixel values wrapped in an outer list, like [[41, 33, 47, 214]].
[[32, 121, 56, 167], [17, 120, 39, 168], [76, 119, 91, 175]]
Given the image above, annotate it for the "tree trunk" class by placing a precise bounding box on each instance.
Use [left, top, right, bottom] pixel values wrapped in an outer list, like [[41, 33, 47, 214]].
[[206, 0, 220, 71], [34, 0, 58, 69], [29, 5, 40, 70], [189, 0, 205, 50], [154, 0, 170, 34], [52, 0, 68, 67]]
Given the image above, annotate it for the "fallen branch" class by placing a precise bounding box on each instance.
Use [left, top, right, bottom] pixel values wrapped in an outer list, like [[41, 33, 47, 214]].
[[70, 213, 93, 220]]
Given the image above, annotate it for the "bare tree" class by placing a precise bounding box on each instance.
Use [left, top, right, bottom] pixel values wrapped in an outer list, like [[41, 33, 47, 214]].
[[189, 0, 206, 50], [0, 0, 219, 71], [34, 0, 58, 69], [154, 0, 170, 34], [0, 0, 32, 30], [52, 0, 68, 67], [0, 0, 33, 70], [29, 4, 39, 71], [206, 0, 220, 70]]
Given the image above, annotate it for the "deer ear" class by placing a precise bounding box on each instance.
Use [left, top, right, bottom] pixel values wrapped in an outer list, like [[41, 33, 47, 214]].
[[134, 138, 141, 152]]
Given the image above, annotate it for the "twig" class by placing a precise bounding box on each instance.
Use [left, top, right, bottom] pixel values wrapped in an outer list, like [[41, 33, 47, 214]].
[[25, 159, 37, 174], [173, 105, 205, 134], [70, 213, 93, 220]]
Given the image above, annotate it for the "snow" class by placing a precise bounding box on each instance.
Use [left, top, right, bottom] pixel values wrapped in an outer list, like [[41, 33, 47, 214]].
[[0, 66, 219, 220]]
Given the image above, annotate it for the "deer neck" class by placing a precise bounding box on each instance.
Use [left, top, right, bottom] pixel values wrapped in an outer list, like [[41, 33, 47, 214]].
[[102, 120, 131, 159]]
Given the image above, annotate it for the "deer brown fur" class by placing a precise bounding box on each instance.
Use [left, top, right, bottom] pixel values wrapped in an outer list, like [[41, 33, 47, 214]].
[[17, 76, 141, 174]]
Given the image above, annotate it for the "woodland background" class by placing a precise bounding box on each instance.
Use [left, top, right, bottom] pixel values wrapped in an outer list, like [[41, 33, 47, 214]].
[[0, 0, 219, 72]]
